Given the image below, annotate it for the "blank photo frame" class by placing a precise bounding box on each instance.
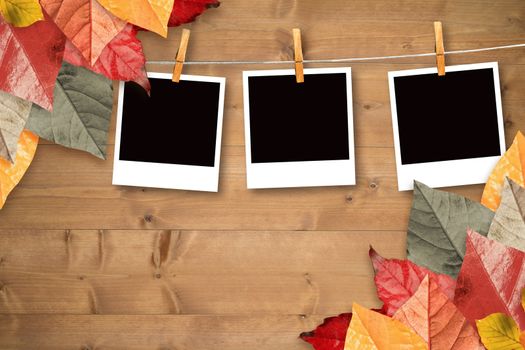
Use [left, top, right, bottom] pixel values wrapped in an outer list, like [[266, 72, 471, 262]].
[[113, 72, 226, 192], [243, 67, 355, 189], [388, 62, 505, 191]]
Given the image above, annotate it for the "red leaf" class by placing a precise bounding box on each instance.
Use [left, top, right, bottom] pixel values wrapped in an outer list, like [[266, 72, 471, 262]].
[[168, 0, 220, 26], [455, 229, 525, 329], [370, 247, 456, 316], [64, 24, 150, 93], [299, 309, 385, 350], [0, 13, 65, 110], [300, 313, 352, 350]]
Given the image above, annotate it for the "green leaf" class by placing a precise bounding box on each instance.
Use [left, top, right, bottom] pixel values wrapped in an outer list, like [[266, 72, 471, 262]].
[[476, 313, 523, 350], [26, 61, 113, 159], [407, 181, 494, 277], [488, 178, 525, 252], [0, 90, 31, 163]]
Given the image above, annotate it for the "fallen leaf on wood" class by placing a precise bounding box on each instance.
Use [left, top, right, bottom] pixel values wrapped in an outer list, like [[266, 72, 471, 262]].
[[0, 130, 38, 209], [370, 247, 456, 316], [0, 0, 43, 27], [344, 303, 427, 349], [41, 0, 126, 65], [407, 180, 494, 277], [482, 131, 525, 211], [488, 178, 525, 252], [300, 313, 352, 350], [0, 91, 32, 163], [96, 0, 174, 37], [393, 275, 482, 349], [64, 24, 150, 92], [26, 62, 113, 159], [476, 313, 523, 350], [0, 13, 65, 110], [455, 230, 525, 330], [168, 0, 219, 26]]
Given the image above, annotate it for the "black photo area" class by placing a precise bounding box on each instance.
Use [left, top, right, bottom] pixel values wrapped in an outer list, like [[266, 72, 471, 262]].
[[394, 68, 501, 165], [119, 78, 220, 167], [248, 73, 350, 163]]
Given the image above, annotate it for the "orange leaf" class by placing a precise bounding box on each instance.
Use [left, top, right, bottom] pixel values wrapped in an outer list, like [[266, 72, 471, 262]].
[[41, 0, 126, 65], [482, 131, 525, 211], [394, 276, 482, 349], [0, 130, 38, 209], [344, 303, 427, 349], [96, 0, 174, 37]]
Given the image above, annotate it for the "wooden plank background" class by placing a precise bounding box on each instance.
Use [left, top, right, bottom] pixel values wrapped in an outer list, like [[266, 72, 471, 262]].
[[1, 0, 525, 348]]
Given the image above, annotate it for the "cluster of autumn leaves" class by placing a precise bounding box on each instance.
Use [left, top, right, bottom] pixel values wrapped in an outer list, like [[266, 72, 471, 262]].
[[0, 0, 219, 208], [301, 131, 525, 350]]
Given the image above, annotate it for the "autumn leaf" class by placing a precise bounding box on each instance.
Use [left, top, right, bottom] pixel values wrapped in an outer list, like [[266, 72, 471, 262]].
[[96, 0, 174, 37], [344, 303, 427, 350], [168, 0, 219, 26], [0, 130, 38, 209], [0, 0, 43, 27], [407, 181, 494, 277], [455, 230, 525, 330], [300, 313, 353, 350], [476, 313, 523, 350], [369, 247, 456, 316], [393, 275, 482, 349], [64, 24, 150, 93], [41, 0, 126, 65], [482, 131, 525, 211], [26, 62, 113, 159], [488, 178, 525, 252], [0, 91, 32, 163], [0, 13, 65, 111]]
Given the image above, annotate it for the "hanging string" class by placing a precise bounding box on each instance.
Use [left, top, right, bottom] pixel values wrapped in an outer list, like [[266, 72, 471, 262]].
[[146, 43, 525, 65]]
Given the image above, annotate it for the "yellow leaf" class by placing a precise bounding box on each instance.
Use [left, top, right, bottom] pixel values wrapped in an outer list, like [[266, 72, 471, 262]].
[[344, 303, 427, 350], [96, 0, 174, 37], [0, 0, 43, 27], [0, 129, 38, 208], [476, 313, 523, 350], [482, 131, 525, 211]]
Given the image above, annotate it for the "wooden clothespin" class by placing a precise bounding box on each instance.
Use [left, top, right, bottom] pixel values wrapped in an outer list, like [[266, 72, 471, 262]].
[[293, 28, 304, 83], [172, 29, 191, 83], [433, 21, 445, 76]]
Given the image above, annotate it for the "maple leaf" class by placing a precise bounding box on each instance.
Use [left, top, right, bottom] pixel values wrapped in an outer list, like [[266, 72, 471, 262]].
[[300, 313, 352, 350], [488, 178, 525, 252], [455, 230, 525, 330], [344, 303, 427, 349], [64, 24, 150, 93], [394, 276, 483, 349], [0, 12, 65, 111], [0, 0, 43, 27], [96, 0, 174, 37], [168, 0, 220, 26], [0, 130, 38, 209], [407, 181, 494, 277], [369, 247, 456, 316], [482, 131, 525, 211], [41, 0, 126, 65]]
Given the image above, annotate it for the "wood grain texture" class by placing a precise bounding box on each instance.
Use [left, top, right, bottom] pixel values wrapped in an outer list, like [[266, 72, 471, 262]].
[[1, 0, 525, 348]]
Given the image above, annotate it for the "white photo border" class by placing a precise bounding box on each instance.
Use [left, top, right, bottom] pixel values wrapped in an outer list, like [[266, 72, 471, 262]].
[[243, 67, 356, 189], [112, 72, 226, 192], [388, 62, 506, 191]]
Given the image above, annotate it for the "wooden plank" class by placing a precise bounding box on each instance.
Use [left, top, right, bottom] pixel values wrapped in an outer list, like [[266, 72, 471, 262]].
[[0, 314, 324, 350], [0, 145, 487, 230], [0, 230, 405, 314]]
